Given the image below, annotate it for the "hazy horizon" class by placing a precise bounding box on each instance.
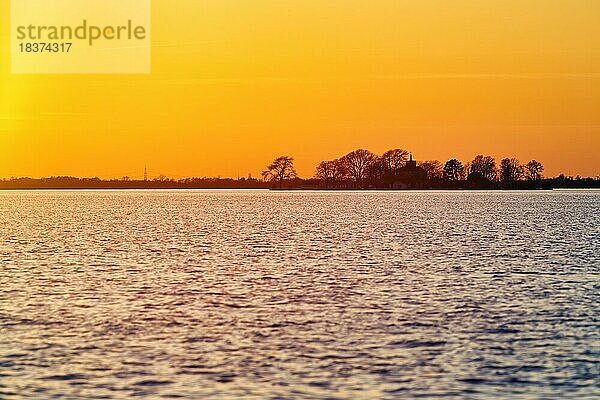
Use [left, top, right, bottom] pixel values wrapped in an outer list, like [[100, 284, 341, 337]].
[[0, 149, 597, 182]]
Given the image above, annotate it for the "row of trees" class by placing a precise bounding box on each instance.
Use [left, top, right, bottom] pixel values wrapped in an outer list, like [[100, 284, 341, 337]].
[[438, 156, 544, 183], [262, 149, 548, 189], [315, 149, 411, 185], [261, 150, 413, 188]]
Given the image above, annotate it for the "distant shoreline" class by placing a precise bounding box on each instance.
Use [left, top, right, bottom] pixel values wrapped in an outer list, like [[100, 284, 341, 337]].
[[0, 175, 598, 191], [1, 187, 598, 191]]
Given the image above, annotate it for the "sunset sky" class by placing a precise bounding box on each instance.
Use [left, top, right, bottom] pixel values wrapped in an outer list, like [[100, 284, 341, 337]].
[[1, 0, 599, 179]]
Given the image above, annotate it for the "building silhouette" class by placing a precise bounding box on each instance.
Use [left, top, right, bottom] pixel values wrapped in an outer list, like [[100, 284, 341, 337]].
[[392, 153, 427, 189]]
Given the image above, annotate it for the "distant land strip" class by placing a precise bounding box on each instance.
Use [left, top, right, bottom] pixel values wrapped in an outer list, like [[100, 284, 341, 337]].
[[0, 175, 598, 190], [2, 150, 599, 190]]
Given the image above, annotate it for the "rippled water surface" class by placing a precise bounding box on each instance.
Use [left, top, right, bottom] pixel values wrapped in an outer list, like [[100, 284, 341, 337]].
[[1, 190, 599, 399]]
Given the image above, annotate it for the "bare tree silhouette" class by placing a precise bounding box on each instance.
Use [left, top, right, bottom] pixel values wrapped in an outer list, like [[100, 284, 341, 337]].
[[315, 161, 332, 181], [342, 149, 377, 186], [500, 158, 523, 183], [262, 156, 297, 189], [443, 159, 465, 181], [381, 149, 409, 174], [366, 156, 386, 181], [469, 155, 497, 181], [525, 160, 544, 181], [418, 160, 443, 180], [315, 159, 347, 188]]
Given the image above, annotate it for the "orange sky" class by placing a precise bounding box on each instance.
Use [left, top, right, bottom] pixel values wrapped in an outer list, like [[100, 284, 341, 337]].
[[1, 0, 599, 179]]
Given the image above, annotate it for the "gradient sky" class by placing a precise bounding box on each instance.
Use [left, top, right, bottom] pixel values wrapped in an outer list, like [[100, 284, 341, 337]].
[[1, 0, 599, 179]]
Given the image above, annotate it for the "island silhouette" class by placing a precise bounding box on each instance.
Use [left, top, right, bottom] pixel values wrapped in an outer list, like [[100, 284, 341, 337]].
[[1, 149, 598, 190]]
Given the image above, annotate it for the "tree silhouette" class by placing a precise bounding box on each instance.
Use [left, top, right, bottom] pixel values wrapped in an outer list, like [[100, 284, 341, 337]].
[[315, 159, 346, 188], [469, 155, 497, 181], [525, 160, 544, 181], [342, 149, 377, 186], [500, 158, 523, 183], [366, 156, 386, 181], [381, 149, 409, 174], [315, 161, 332, 181], [330, 159, 348, 182], [154, 174, 169, 182], [418, 160, 443, 180], [443, 159, 464, 181], [262, 156, 297, 189]]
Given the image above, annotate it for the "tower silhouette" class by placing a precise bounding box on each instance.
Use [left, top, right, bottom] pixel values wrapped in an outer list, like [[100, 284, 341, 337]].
[[144, 166, 148, 181]]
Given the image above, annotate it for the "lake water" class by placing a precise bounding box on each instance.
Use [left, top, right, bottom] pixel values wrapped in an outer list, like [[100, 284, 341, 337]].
[[0, 190, 598, 399]]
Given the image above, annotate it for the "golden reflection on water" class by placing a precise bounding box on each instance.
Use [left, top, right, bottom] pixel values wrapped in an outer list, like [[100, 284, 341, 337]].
[[0, 190, 599, 399]]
